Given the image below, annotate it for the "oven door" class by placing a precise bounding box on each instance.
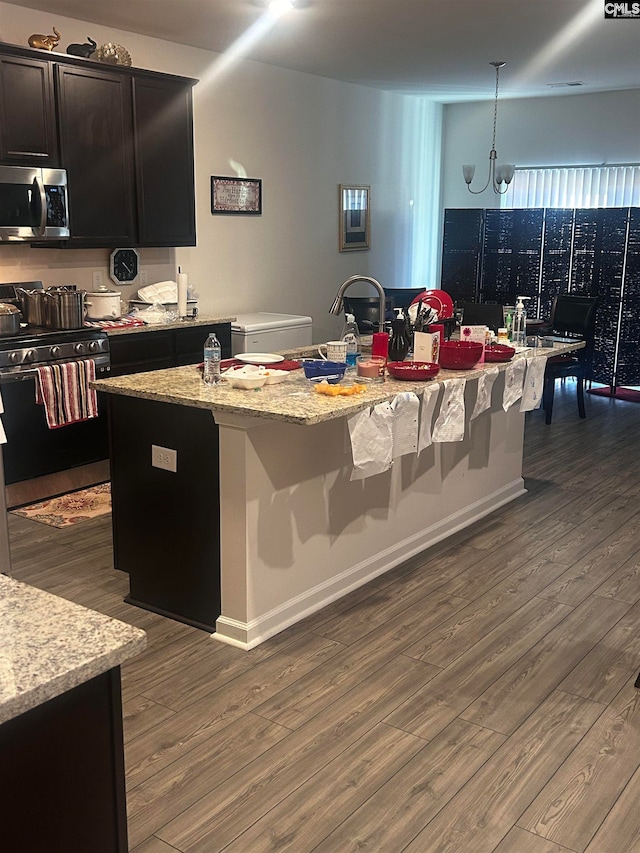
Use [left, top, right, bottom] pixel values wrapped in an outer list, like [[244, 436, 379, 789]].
[[0, 369, 108, 485]]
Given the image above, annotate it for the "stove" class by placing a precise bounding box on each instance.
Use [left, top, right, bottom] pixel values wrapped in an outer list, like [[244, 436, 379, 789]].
[[0, 326, 110, 378]]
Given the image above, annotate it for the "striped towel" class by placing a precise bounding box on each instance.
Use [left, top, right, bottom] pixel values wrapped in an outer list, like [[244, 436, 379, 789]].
[[35, 360, 99, 429]]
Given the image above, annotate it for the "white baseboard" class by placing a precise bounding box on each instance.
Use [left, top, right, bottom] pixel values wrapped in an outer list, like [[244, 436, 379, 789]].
[[213, 477, 526, 650]]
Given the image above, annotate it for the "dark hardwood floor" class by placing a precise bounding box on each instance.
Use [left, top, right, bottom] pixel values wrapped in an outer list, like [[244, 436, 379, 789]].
[[8, 381, 640, 852]]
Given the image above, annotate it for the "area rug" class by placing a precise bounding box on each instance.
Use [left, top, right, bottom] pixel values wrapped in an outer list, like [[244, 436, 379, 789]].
[[588, 386, 640, 403], [10, 483, 111, 528]]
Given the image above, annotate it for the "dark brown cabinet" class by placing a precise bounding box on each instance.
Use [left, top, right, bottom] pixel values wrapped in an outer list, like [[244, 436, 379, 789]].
[[108, 322, 232, 376], [56, 64, 136, 246], [0, 42, 197, 247], [133, 76, 196, 247], [0, 53, 58, 164]]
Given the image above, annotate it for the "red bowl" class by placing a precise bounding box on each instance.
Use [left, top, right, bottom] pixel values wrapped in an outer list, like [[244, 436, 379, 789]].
[[439, 340, 484, 370], [484, 343, 516, 362], [387, 361, 440, 381]]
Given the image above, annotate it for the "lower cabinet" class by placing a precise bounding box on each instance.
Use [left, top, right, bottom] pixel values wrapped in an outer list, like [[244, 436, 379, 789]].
[[109, 322, 231, 375], [108, 394, 221, 631], [0, 669, 128, 853]]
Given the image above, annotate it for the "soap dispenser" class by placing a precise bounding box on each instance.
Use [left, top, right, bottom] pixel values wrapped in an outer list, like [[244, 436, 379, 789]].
[[511, 295, 531, 345]]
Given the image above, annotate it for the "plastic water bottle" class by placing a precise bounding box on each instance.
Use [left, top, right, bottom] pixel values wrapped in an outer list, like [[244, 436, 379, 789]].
[[341, 313, 361, 368], [203, 331, 221, 385]]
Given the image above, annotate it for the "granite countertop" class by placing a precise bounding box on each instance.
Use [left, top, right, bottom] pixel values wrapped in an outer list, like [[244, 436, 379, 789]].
[[104, 315, 236, 336], [0, 575, 146, 724], [93, 341, 584, 427]]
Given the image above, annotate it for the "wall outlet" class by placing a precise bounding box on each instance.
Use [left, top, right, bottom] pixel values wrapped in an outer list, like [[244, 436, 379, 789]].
[[139, 269, 148, 286], [92, 270, 104, 288], [151, 444, 177, 473]]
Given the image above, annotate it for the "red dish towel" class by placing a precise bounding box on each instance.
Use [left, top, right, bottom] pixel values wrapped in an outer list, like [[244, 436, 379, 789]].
[[35, 360, 99, 429]]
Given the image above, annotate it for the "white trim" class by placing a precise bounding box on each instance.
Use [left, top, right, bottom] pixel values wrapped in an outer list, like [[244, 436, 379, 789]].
[[212, 477, 526, 650]]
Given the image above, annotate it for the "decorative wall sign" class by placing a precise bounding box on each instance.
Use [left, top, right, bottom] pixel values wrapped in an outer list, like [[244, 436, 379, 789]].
[[339, 184, 370, 251], [211, 176, 262, 215]]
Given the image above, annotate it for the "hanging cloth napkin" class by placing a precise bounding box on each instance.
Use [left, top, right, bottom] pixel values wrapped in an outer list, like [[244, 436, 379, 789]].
[[471, 367, 499, 420], [432, 378, 467, 443], [503, 359, 526, 411], [391, 392, 420, 459], [418, 387, 441, 452], [348, 402, 394, 480], [36, 360, 99, 429], [520, 356, 547, 412]]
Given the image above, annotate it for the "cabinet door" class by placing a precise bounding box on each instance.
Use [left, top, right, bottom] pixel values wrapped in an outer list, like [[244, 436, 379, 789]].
[[133, 75, 196, 247], [174, 324, 232, 364], [109, 330, 173, 375], [56, 65, 136, 247], [0, 55, 58, 164]]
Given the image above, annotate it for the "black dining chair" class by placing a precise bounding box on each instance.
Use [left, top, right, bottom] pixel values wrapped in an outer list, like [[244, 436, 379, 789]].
[[461, 301, 505, 333], [541, 294, 598, 425]]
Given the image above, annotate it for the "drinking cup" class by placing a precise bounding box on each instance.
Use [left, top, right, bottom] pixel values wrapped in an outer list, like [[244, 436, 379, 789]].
[[356, 355, 386, 382], [318, 340, 348, 361]]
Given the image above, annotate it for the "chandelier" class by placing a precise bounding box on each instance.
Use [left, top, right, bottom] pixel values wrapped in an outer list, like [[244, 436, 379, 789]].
[[463, 62, 515, 195]]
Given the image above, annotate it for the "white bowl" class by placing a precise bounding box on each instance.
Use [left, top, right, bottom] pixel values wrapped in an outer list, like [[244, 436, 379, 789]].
[[223, 366, 268, 390]]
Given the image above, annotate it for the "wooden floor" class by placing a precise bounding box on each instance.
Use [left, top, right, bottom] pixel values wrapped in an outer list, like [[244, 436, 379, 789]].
[[8, 382, 640, 853]]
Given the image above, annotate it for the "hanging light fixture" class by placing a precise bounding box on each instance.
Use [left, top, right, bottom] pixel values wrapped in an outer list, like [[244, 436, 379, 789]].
[[463, 61, 515, 195]]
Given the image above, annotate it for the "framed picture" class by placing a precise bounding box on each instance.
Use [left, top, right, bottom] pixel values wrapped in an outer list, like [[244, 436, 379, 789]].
[[211, 176, 262, 215], [339, 184, 370, 251]]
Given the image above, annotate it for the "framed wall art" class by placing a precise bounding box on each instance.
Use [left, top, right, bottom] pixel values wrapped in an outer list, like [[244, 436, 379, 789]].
[[339, 184, 370, 251], [211, 176, 262, 215]]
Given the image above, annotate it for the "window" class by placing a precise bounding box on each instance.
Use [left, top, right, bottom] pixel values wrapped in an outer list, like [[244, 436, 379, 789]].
[[502, 165, 640, 209]]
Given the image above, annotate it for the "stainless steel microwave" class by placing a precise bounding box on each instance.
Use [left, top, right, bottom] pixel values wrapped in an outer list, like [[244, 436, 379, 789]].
[[0, 165, 69, 241]]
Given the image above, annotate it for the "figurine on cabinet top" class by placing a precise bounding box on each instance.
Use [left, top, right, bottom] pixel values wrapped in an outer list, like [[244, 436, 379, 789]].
[[28, 26, 61, 51], [66, 37, 97, 58]]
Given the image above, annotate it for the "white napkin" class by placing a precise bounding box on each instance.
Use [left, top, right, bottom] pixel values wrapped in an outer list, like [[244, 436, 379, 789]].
[[432, 378, 467, 443], [348, 402, 394, 480], [0, 417, 5, 445], [418, 388, 440, 452], [503, 359, 526, 411], [391, 393, 420, 458], [471, 367, 499, 420], [520, 356, 547, 412]]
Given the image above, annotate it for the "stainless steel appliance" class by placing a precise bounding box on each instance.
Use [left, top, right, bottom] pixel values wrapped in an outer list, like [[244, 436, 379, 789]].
[[0, 320, 110, 500], [0, 166, 69, 241]]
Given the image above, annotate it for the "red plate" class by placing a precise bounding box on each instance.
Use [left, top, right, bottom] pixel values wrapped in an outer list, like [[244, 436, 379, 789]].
[[484, 344, 516, 362], [386, 361, 440, 381], [410, 289, 455, 320]]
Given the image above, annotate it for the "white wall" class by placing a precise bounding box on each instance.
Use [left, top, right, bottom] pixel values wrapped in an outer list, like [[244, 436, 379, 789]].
[[0, 3, 442, 342], [443, 89, 640, 210]]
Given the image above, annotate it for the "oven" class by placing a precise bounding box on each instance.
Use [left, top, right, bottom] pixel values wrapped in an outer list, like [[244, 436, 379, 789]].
[[0, 324, 110, 495]]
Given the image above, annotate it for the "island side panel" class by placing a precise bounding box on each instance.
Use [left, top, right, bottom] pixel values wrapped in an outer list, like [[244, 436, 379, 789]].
[[214, 375, 526, 648]]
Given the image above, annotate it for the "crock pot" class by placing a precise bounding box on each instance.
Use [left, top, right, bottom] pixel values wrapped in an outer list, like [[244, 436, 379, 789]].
[[85, 287, 122, 320]]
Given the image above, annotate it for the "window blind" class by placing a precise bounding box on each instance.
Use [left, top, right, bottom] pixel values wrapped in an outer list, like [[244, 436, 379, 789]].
[[503, 165, 640, 209]]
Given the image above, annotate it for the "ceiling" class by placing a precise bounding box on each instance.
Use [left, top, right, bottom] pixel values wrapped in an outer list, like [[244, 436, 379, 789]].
[[6, 0, 640, 101]]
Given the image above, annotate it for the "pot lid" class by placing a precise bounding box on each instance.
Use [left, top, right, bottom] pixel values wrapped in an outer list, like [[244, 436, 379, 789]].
[[87, 287, 121, 296]]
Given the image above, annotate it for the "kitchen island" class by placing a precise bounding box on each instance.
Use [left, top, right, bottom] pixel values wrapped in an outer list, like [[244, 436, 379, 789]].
[[0, 575, 146, 852], [94, 342, 581, 648]]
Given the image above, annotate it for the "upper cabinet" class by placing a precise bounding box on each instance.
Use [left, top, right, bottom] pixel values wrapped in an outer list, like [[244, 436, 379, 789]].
[[0, 43, 197, 248], [0, 54, 58, 164]]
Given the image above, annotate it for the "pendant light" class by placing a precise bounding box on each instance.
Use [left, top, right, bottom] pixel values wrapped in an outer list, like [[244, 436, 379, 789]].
[[463, 62, 515, 195]]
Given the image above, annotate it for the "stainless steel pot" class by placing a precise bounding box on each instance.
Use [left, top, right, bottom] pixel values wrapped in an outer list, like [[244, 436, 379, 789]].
[[44, 288, 86, 330], [0, 302, 22, 335], [17, 288, 47, 326]]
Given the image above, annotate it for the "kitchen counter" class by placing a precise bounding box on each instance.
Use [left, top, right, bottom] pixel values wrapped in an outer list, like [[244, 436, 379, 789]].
[[96, 341, 584, 650], [93, 340, 582, 425], [0, 574, 146, 724], [0, 575, 146, 852], [103, 313, 236, 336]]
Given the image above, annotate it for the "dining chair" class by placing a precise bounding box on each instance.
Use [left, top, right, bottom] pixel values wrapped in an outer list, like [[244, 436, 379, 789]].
[[541, 294, 598, 425], [460, 301, 505, 333]]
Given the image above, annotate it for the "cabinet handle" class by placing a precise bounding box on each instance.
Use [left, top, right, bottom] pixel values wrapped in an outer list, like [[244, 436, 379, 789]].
[[33, 175, 47, 237]]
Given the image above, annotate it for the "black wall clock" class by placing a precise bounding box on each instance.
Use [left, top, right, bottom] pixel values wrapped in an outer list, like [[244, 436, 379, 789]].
[[109, 248, 140, 284]]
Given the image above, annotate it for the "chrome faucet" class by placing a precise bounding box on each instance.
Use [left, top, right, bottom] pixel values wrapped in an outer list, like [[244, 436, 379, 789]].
[[329, 275, 386, 333]]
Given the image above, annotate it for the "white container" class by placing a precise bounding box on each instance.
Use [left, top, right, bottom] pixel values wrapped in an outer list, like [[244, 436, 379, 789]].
[[231, 312, 312, 356], [85, 288, 121, 320]]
